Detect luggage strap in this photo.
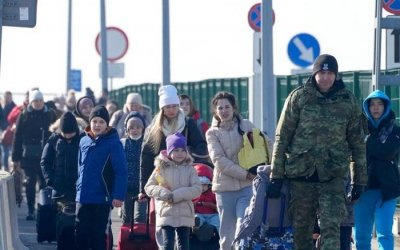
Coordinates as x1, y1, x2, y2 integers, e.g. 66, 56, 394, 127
262, 193, 286, 237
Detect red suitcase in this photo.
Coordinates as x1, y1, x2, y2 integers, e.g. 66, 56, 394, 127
117, 196, 157, 250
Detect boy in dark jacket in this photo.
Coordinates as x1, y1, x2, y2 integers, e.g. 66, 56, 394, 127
41, 111, 82, 250
75, 106, 127, 250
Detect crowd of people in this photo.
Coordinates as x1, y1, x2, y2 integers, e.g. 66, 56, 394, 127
0, 54, 399, 250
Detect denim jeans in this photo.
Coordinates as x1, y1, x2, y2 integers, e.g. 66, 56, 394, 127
160, 226, 190, 250
195, 213, 220, 231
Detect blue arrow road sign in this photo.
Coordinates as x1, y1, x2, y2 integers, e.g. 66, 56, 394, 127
383, 0, 400, 15
287, 33, 320, 68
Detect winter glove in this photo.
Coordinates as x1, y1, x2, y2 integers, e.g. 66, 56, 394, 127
159, 188, 173, 201
348, 184, 364, 201
267, 179, 283, 198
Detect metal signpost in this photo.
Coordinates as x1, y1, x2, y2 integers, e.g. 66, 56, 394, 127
261, 0, 275, 138
287, 33, 320, 68
66, 0, 72, 93
162, 0, 170, 86
373, 0, 400, 90
100, 0, 108, 91
247, 1, 275, 137
248, 4, 262, 129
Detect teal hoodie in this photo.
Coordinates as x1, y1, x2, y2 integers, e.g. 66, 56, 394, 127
363, 90, 391, 128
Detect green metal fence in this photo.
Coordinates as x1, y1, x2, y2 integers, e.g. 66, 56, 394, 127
109, 78, 249, 123
109, 68, 400, 124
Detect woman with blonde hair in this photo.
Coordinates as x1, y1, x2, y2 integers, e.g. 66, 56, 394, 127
139, 85, 209, 248
139, 85, 209, 196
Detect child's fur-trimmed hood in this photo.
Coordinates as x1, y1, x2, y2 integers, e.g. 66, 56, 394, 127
154, 150, 193, 169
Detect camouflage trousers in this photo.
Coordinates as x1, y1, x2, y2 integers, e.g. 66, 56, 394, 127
289, 178, 347, 250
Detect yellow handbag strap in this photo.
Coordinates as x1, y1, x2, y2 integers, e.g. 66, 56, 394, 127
252, 128, 271, 164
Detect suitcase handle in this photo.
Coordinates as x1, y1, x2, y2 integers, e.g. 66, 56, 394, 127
129, 195, 151, 237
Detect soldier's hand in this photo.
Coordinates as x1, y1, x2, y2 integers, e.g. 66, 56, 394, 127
267, 179, 283, 198
348, 184, 364, 201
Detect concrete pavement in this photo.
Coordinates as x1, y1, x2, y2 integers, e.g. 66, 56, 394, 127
14, 195, 400, 249
17, 198, 123, 250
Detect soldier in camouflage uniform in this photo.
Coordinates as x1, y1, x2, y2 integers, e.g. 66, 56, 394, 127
268, 54, 367, 250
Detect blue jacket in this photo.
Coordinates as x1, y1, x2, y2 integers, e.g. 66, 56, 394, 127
363, 90, 400, 201
76, 127, 128, 205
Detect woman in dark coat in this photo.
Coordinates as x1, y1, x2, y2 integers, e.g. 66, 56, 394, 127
41, 111, 82, 249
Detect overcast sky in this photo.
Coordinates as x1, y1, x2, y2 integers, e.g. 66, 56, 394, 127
0, 0, 381, 100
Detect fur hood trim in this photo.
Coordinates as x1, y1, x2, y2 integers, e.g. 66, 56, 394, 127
49, 116, 88, 133
154, 150, 193, 169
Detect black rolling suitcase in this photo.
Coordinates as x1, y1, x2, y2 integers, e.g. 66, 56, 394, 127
57, 202, 77, 250
36, 186, 57, 243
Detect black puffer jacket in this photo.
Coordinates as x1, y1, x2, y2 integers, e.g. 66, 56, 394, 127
11, 105, 57, 164
40, 131, 83, 201
366, 111, 400, 201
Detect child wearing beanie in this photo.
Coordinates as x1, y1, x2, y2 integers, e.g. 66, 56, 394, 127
40, 111, 82, 249
75, 105, 127, 249
144, 132, 202, 250
109, 92, 152, 138
119, 111, 147, 224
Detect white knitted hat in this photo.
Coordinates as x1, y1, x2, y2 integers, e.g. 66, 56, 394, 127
126, 93, 143, 105
158, 85, 180, 109
30, 90, 43, 102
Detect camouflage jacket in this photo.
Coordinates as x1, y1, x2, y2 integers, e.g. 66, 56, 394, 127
271, 77, 367, 185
